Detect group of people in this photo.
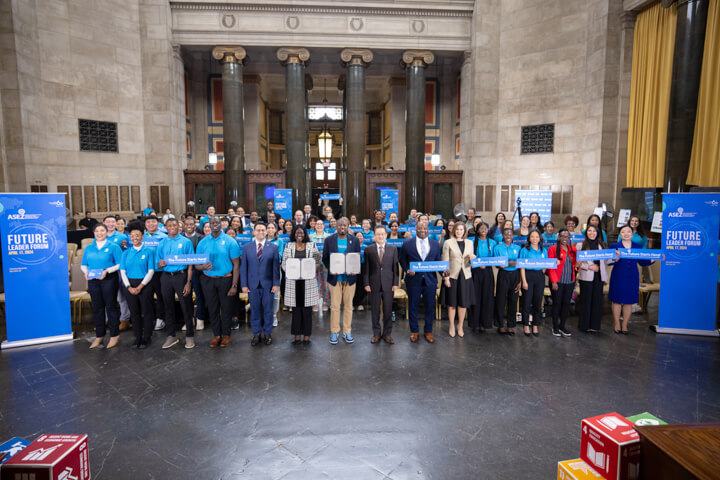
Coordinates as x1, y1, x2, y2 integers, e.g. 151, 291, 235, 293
80, 200, 656, 350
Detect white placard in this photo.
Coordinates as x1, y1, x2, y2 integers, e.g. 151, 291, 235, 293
286, 257, 317, 280
617, 209, 631, 228
593, 206, 604, 218
346, 253, 361, 275
330, 253, 346, 275
329, 252, 361, 275
285, 258, 301, 280
651, 211, 663, 233
301, 258, 316, 279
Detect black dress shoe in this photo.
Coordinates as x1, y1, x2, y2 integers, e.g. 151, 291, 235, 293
614, 330, 622, 334
302, 339, 311, 345
264, 334, 273, 345
292, 339, 302, 345
251, 335, 261, 346
621, 330, 629, 335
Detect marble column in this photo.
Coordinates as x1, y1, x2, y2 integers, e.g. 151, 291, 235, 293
277, 47, 311, 208
341, 49, 373, 218
402, 50, 434, 216
212, 46, 247, 208
664, 0, 709, 192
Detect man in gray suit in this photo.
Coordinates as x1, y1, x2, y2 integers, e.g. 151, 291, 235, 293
363, 225, 399, 344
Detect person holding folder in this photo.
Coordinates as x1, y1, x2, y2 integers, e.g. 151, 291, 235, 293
492, 228, 522, 335
282, 225, 320, 344
120, 222, 155, 349
441, 222, 476, 338
399, 222, 443, 343
241, 223, 281, 347
322, 217, 362, 345
363, 225, 399, 344
576, 225, 608, 333
469, 222, 496, 333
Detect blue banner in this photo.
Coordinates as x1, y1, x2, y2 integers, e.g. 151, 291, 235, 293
397, 225, 413, 233
236, 234, 252, 246
0, 438, 30, 464
512, 238, 527, 246
577, 249, 616, 261
87, 269, 104, 279
380, 189, 399, 214
166, 253, 209, 265
273, 189, 293, 222
659, 193, 720, 335
386, 239, 405, 248
618, 249, 663, 260
427, 226, 443, 234
349, 226, 363, 233
0, 193, 72, 348
571, 234, 585, 243
320, 193, 341, 200
409, 261, 449, 272
278, 234, 290, 242
472, 256, 508, 268
514, 190, 552, 229
517, 258, 558, 269
315, 242, 324, 252
142, 237, 161, 248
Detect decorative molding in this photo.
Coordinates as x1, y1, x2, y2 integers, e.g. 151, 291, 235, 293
462, 50, 472, 66
620, 11, 637, 28
169, 2, 473, 18
340, 48, 373, 65
212, 45, 247, 64
285, 15, 300, 30
411, 19, 426, 33
221, 13, 236, 28
276, 47, 310, 64
349, 17, 364, 31
401, 50, 435, 67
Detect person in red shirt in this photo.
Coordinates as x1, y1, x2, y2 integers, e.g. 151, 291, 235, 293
547, 229, 578, 337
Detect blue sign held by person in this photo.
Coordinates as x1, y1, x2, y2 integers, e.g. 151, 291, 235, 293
166, 253, 210, 265
472, 256, 508, 268
320, 194, 341, 201
380, 189, 399, 214
517, 258, 558, 269
409, 261, 449, 272
577, 249, 616, 261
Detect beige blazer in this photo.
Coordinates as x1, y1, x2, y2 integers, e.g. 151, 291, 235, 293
441, 238, 474, 280
575, 243, 609, 282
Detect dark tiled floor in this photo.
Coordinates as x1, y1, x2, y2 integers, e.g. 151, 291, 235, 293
1, 302, 719, 479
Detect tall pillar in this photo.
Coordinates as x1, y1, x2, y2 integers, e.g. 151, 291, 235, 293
664, 0, 709, 192
277, 47, 310, 208
402, 50, 434, 216
212, 46, 247, 208
341, 49, 373, 218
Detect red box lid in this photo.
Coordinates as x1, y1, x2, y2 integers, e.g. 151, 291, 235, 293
582, 412, 639, 445
3, 434, 87, 467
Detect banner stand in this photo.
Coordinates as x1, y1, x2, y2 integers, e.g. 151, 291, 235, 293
2, 333, 74, 350
651, 326, 719, 337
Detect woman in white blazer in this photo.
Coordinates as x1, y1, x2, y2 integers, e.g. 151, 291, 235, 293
441, 222, 476, 337
576, 225, 609, 332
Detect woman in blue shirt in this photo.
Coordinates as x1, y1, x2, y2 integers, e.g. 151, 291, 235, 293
469, 222, 496, 332
267, 222, 285, 326
120, 223, 155, 349
81, 223, 123, 349
495, 220, 514, 244
629, 215, 648, 249
542, 221, 558, 245
493, 227, 522, 335
429, 218, 447, 246
488, 212, 506, 240
309, 219, 331, 311
519, 230, 547, 336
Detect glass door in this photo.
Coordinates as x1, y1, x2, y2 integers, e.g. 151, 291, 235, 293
193, 183, 216, 215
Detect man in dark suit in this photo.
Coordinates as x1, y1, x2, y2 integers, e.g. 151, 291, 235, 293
291, 210, 306, 228
322, 217, 361, 345
399, 222, 442, 343
363, 225, 399, 344
240, 223, 281, 346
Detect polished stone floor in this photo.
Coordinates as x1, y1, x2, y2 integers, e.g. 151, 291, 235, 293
1, 300, 719, 479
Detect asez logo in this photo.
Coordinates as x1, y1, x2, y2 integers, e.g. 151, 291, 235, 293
8, 209, 41, 220
48, 200, 64, 207
668, 207, 695, 218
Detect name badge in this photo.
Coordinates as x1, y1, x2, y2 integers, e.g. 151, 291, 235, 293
471, 256, 508, 267
577, 249, 616, 261
409, 261, 449, 272
618, 248, 662, 260
427, 226, 443, 234
87, 269, 104, 279
517, 258, 558, 269
166, 254, 209, 265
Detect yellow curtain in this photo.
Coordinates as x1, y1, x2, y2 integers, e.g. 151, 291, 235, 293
687, 0, 720, 186
626, 2, 677, 188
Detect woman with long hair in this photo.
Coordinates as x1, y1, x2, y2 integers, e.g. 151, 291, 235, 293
583, 214, 607, 243
515, 215, 531, 238
519, 230, 547, 336
488, 212, 506, 240
576, 225, 608, 332
309, 217, 331, 311
469, 222, 496, 333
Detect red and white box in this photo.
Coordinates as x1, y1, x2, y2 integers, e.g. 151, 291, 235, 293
580, 413, 640, 480
0, 434, 90, 480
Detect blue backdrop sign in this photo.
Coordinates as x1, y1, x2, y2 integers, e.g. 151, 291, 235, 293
0, 193, 72, 349
514, 190, 552, 229
380, 189, 399, 214
658, 193, 720, 336
273, 189, 293, 222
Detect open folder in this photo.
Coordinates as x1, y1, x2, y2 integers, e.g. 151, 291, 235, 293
285, 258, 316, 280
329, 252, 361, 275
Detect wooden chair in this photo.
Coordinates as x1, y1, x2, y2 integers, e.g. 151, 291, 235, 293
72, 249, 84, 265
394, 269, 409, 320
80, 238, 94, 249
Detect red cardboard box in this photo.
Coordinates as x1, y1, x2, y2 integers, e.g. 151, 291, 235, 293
0, 434, 90, 480
580, 412, 640, 480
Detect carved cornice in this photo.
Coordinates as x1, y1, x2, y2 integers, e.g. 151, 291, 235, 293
277, 47, 310, 64
340, 48, 374, 66
401, 50, 435, 68
169, 2, 473, 18
212, 46, 247, 64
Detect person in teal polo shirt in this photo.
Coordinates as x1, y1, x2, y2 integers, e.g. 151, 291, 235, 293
81, 223, 123, 349
519, 230, 548, 336
267, 222, 285, 327
103, 215, 131, 331
143, 215, 168, 330
156, 218, 196, 349
198, 205, 216, 230
195, 216, 241, 348
493, 228, 521, 335
120, 222, 155, 349
143, 202, 155, 216
469, 222, 497, 332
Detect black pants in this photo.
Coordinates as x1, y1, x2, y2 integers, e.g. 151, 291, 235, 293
370, 287, 393, 336
149, 272, 165, 321
469, 267, 495, 330
161, 271, 194, 337
291, 280, 312, 336
552, 282, 574, 331
191, 273, 207, 320
123, 278, 154, 342
200, 274, 234, 337
495, 269, 520, 328
522, 270, 545, 326
579, 273, 603, 331
88, 272, 120, 337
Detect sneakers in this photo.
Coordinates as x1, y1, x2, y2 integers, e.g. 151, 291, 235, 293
231, 318, 240, 330
357, 305, 364, 311
185, 337, 195, 349
552, 329, 562, 337
272, 315, 278, 327
343, 332, 354, 344
631, 303, 642, 314
196, 319, 205, 330
154, 319, 165, 331
559, 329, 572, 337
330, 332, 339, 344
162, 336, 179, 349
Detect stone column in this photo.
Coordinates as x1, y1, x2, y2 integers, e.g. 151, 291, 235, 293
402, 50, 434, 216
277, 47, 310, 208
664, 0, 709, 192
341, 49, 373, 219
212, 46, 247, 207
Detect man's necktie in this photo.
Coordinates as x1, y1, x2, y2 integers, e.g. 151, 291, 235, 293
379, 245, 384, 263
257, 242, 262, 261
420, 240, 427, 260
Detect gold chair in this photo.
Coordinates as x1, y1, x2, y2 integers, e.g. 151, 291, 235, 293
394, 269, 409, 320
80, 238, 94, 249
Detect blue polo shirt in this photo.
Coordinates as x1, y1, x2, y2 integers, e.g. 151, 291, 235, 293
82, 241, 122, 271
196, 232, 240, 277
337, 237, 348, 282
519, 245, 547, 270
493, 242, 521, 271
475, 238, 497, 258
107, 231, 128, 250
143, 231, 167, 252
120, 245, 155, 279
269, 238, 285, 261
156, 234, 194, 273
